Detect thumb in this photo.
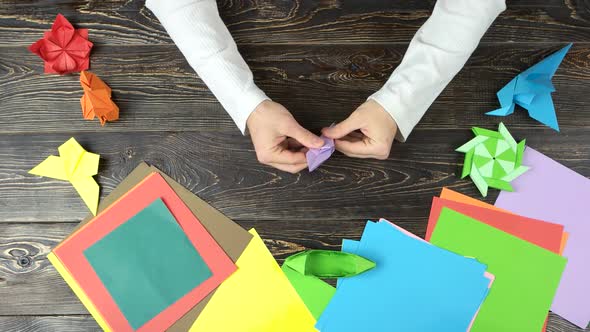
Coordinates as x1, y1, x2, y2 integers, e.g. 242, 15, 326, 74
288, 124, 324, 149
322, 116, 361, 139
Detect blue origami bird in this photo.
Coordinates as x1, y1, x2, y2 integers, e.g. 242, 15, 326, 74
486, 43, 572, 131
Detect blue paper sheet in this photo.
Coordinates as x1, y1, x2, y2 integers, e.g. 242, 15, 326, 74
317, 221, 491, 332
486, 44, 572, 131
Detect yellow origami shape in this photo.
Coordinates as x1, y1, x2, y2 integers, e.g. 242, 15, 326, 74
29, 137, 100, 215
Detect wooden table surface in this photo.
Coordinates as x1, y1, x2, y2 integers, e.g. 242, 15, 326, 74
1, 0, 589, 331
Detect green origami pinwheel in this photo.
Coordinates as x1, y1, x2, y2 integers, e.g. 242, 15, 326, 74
456, 123, 529, 197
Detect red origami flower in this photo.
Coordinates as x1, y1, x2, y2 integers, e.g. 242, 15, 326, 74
29, 14, 93, 74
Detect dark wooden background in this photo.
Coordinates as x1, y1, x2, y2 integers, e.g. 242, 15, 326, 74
0, 0, 589, 331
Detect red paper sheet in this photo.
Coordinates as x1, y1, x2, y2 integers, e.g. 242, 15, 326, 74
426, 197, 564, 254
439, 188, 569, 254
53, 173, 236, 332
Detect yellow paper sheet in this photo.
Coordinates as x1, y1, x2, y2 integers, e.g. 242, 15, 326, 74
190, 229, 317, 332
29, 137, 100, 215
47, 252, 111, 331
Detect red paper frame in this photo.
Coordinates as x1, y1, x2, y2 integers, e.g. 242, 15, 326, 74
53, 173, 236, 331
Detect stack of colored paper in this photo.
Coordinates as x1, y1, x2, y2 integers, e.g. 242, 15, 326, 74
49, 163, 316, 331
316, 220, 494, 331
494, 147, 590, 329
425, 187, 568, 331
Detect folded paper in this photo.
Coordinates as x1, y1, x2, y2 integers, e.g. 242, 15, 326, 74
486, 44, 572, 131
495, 147, 590, 328
456, 123, 528, 197
190, 229, 317, 332
52, 173, 236, 332
29, 137, 99, 215
430, 208, 567, 332
28, 14, 93, 74
284, 250, 375, 278
307, 135, 335, 172
80, 71, 119, 126
50, 162, 252, 332
317, 220, 492, 332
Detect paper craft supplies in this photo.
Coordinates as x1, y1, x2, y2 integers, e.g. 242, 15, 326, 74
51, 162, 252, 332
281, 263, 336, 320
426, 197, 565, 254
456, 123, 528, 197
51, 173, 235, 331
495, 147, 590, 328
190, 229, 317, 332
487, 44, 572, 131
307, 135, 335, 172
430, 208, 567, 332
29, 14, 93, 74
284, 250, 375, 278
80, 71, 119, 126
29, 137, 100, 215
317, 220, 492, 332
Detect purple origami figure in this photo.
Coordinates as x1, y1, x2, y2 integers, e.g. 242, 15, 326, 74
306, 135, 335, 172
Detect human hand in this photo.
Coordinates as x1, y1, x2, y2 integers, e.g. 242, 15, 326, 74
247, 100, 324, 173
322, 99, 397, 160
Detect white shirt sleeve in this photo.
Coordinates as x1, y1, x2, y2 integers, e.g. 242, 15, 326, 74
146, 0, 269, 134
369, 0, 506, 141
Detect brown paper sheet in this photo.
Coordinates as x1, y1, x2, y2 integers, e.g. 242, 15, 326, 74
65, 162, 252, 331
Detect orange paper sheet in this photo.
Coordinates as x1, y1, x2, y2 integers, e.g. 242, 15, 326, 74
440, 188, 568, 254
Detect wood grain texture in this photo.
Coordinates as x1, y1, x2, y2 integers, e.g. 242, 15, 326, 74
1, 44, 589, 133
0, 314, 585, 332
0, 0, 589, 46
0, 316, 100, 332
1, 129, 589, 222
0, 222, 588, 331
1, 0, 589, 331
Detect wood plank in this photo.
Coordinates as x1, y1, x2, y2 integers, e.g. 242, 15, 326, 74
1, 129, 588, 222
0, 314, 586, 332
0, 316, 99, 332
1, 44, 589, 133
0, 0, 589, 46
0, 223, 588, 332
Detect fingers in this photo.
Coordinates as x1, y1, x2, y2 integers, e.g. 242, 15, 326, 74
334, 138, 390, 160
285, 138, 305, 150
287, 124, 324, 149
267, 162, 308, 174
322, 115, 362, 139
257, 148, 307, 165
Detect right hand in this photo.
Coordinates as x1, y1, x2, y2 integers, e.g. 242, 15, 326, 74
246, 100, 324, 173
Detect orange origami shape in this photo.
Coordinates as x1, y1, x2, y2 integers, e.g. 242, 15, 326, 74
29, 14, 93, 75
80, 71, 119, 126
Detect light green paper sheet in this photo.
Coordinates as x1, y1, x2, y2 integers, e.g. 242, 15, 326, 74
281, 264, 336, 319
430, 208, 567, 332
280, 250, 374, 319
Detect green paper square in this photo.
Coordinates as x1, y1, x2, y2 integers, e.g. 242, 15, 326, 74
84, 198, 212, 329
430, 208, 567, 332
281, 264, 336, 319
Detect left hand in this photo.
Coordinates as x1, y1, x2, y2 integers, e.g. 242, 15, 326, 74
322, 99, 397, 160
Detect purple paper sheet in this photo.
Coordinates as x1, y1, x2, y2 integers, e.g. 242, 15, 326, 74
306, 136, 335, 172
495, 147, 590, 328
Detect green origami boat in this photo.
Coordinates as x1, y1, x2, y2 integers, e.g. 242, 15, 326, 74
284, 249, 376, 278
